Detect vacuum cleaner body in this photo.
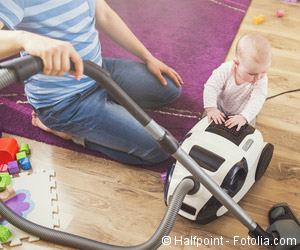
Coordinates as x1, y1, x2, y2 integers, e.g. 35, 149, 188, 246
164, 116, 274, 224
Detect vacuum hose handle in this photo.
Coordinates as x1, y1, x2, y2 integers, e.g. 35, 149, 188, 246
0, 55, 43, 82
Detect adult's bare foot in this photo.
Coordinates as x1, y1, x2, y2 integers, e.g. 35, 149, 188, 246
31, 111, 72, 140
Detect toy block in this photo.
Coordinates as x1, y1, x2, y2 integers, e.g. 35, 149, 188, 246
0, 225, 12, 242
0, 172, 11, 192
0, 164, 8, 173
252, 14, 265, 24
19, 157, 32, 170
16, 151, 26, 161
19, 143, 30, 155
7, 161, 20, 175
0, 138, 18, 165
277, 10, 284, 17
0, 185, 16, 202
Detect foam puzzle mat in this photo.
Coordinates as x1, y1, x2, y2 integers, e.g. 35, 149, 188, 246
0, 170, 59, 248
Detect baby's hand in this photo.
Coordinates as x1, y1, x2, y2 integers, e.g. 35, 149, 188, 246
206, 108, 226, 124
225, 115, 247, 131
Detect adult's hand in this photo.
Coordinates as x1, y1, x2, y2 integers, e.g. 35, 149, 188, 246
22, 31, 83, 80
146, 56, 183, 87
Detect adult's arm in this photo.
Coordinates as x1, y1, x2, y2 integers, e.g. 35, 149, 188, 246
0, 21, 23, 59
94, 0, 183, 86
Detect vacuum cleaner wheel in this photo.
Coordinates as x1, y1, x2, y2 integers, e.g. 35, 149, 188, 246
255, 143, 274, 181
268, 203, 300, 227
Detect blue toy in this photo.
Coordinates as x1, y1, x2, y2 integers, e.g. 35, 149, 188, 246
19, 157, 32, 170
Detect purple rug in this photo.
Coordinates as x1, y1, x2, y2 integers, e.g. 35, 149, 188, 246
0, 0, 251, 173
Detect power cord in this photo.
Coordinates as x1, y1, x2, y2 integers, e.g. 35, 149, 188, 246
266, 88, 300, 100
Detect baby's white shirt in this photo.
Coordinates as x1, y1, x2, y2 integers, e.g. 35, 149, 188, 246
203, 61, 268, 122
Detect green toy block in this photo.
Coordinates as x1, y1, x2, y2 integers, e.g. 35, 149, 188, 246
16, 151, 27, 161
0, 225, 12, 242
19, 143, 30, 155
0, 173, 11, 192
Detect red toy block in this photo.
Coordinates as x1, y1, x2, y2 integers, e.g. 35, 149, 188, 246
0, 138, 19, 165
277, 10, 284, 17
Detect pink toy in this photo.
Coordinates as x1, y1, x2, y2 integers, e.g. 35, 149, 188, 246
0, 164, 8, 172
0, 138, 18, 165
277, 10, 284, 17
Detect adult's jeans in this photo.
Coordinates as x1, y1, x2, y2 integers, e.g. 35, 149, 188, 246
35, 58, 181, 165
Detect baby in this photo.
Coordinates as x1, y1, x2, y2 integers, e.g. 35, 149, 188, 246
203, 33, 272, 131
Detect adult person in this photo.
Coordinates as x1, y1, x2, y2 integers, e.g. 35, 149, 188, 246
0, 0, 183, 165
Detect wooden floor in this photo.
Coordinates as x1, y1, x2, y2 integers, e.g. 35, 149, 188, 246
3, 0, 300, 249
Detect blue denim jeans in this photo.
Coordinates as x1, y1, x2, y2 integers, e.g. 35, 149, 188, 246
35, 58, 181, 165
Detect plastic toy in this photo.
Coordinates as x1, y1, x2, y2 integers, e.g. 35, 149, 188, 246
0, 185, 16, 202
0, 173, 11, 192
16, 151, 26, 161
277, 10, 284, 17
0, 164, 8, 173
19, 157, 32, 170
7, 161, 20, 175
0, 225, 12, 242
1, 170, 58, 247
252, 14, 265, 24
19, 143, 30, 155
0, 138, 18, 165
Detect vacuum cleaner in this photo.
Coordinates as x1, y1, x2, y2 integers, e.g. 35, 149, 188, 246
164, 116, 274, 224
0, 55, 300, 250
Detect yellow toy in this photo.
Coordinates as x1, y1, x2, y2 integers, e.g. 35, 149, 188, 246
253, 14, 265, 24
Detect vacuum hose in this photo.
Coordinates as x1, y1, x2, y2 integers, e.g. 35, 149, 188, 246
0, 68, 17, 90
0, 56, 195, 249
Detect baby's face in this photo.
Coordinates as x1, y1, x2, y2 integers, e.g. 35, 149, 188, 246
236, 57, 271, 84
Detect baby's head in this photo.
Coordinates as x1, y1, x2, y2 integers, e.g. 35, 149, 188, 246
234, 33, 272, 84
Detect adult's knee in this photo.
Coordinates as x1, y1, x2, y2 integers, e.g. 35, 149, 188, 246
163, 75, 181, 104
